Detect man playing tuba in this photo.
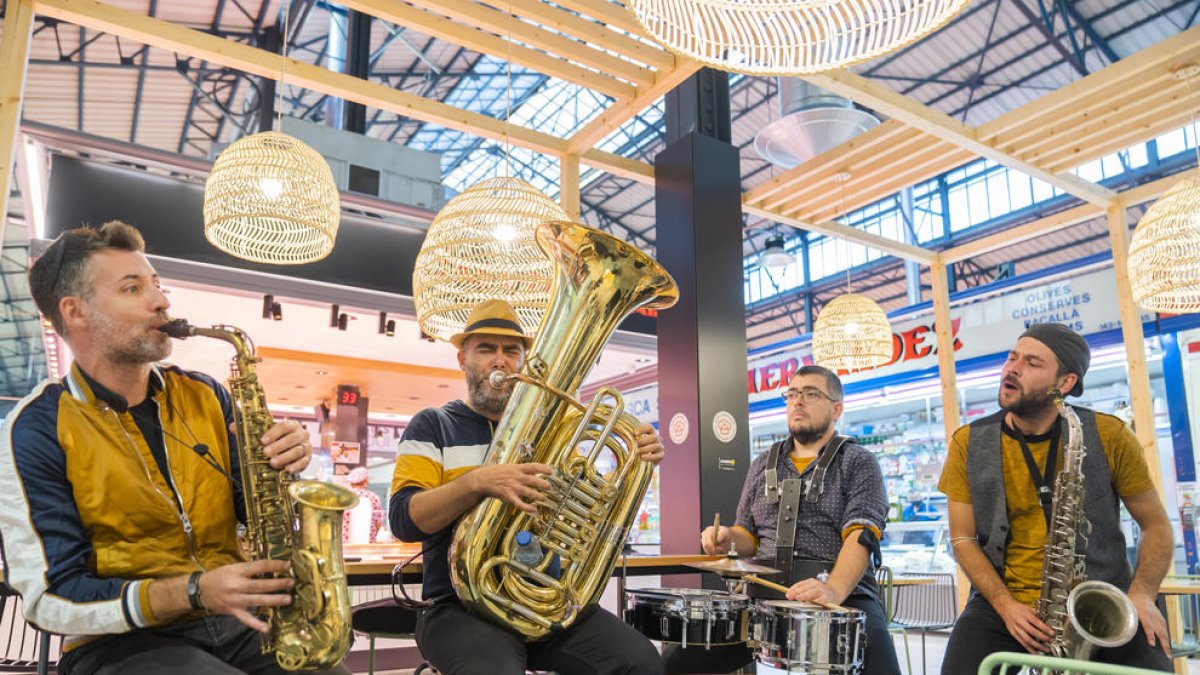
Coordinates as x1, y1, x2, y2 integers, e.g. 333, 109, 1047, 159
390, 299, 666, 675
938, 323, 1172, 673
0, 222, 350, 675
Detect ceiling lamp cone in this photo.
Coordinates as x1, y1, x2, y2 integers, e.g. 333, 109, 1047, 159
626, 0, 970, 75
203, 130, 340, 264
1128, 174, 1200, 313
413, 176, 567, 342
812, 293, 894, 371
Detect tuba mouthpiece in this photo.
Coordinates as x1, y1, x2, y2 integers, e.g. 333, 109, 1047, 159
158, 318, 194, 339
488, 371, 509, 389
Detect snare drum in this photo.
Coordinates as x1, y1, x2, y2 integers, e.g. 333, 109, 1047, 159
623, 588, 750, 649
751, 600, 865, 674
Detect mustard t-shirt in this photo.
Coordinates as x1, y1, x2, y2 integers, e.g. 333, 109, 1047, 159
937, 411, 1154, 607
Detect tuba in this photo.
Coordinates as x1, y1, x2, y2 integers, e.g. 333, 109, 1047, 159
1037, 390, 1138, 661
160, 319, 358, 670
449, 220, 678, 639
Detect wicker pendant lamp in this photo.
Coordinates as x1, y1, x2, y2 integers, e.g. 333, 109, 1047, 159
203, 130, 340, 264
413, 176, 567, 342
812, 292, 894, 371
1128, 65, 1200, 314
626, 0, 969, 75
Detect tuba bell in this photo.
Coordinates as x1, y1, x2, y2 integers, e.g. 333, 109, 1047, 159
449, 219, 678, 639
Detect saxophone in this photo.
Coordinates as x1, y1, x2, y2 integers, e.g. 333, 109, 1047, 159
449, 220, 678, 639
1037, 389, 1138, 660
160, 319, 359, 670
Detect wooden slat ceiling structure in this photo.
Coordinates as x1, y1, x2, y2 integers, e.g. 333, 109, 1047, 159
1, 0, 1197, 266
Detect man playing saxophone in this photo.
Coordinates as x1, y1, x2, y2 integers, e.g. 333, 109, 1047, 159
389, 299, 666, 675
0, 222, 350, 675
938, 323, 1172, 673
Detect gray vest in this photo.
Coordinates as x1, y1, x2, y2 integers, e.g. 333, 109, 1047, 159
965, 408, 1132, 591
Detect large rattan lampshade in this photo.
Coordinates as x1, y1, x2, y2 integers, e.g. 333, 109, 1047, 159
1128, 174, 1200, 313
812, 293, 894, 371
203, 130, 340, 265
413, 176, 568, 343
626, 0, 969, 75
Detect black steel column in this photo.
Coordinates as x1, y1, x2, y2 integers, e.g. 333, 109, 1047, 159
342, 9, 371, 134
656, 68, 749, 561
256, 26, 282, 133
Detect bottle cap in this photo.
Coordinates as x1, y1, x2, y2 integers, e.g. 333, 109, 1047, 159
516, 530, 532, 546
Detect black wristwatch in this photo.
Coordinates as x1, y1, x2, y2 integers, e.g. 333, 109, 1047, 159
186, 571, 204, 611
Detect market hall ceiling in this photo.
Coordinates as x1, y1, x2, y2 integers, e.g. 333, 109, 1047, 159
0, 0, 1198, 394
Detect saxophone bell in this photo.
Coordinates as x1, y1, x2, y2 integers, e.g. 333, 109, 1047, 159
1063, 580, 1139, 658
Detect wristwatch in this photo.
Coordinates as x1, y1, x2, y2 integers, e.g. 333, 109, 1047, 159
186, 571, 204, 611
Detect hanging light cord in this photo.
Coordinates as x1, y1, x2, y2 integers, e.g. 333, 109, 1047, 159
1185, 69, 1200, 169
275, 1, 292, 131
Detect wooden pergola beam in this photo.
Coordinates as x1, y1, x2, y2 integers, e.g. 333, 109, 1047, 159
941, 169, 1196, 263
503, 0, 675, 71
0, 0, 35, 249
743, 204, 936, 263
567, 58, 701, 153
551, 0, 651, 38
803, 69, 1117, 208
394, 0, 653, 92
341, 0, 638, 100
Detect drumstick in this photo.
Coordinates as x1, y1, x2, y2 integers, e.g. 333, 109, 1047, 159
742, 574, 851, 613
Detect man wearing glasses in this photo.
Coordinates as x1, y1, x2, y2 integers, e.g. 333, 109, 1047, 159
663, 365, 899, 674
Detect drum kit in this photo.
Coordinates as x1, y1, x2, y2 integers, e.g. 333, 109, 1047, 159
621, 555, 867, 674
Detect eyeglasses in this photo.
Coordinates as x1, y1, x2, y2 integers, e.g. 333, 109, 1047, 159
780, 387, 838, 404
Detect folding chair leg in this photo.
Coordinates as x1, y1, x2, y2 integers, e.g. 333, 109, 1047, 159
37, 631, 50, 675
920, 629, 928, 675
902, 629, 913, 675
368, 635, 376, 675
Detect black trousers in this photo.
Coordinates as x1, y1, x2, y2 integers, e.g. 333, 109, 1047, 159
941, 594, 1173, 674
661, 594, 901, 675
58, 615, 351, 675
416, 600, 663, 675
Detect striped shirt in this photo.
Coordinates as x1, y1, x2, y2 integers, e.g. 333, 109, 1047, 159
389, 400, 491, 600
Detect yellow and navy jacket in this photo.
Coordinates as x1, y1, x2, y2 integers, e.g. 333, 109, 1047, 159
389, 400, 490, 600
0, 362, 244, 647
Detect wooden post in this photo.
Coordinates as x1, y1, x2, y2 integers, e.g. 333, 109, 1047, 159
0, 0, 35, 248
1106, 205, 1165, 494
931, 258, 970, 609
560, 152, 580, 221
930, 259, 960, 434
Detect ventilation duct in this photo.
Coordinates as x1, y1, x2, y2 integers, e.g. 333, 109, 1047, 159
754, 79, 880, 169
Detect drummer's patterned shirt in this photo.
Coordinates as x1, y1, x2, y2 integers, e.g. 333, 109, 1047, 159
734, 438, 888, 599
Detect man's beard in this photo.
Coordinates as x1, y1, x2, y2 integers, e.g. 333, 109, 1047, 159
789, 416, 832, 445
999, 384, 1056, 419
89, 308, 171, 365
466, 366, 512, 418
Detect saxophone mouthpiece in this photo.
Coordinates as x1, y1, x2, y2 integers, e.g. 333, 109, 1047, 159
158, 318, 194, 339
488, 371, 509, 389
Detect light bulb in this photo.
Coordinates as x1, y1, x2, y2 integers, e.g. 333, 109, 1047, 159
494, 224, 519, 242
844, 321, 860, 335
259, 177, 285, 199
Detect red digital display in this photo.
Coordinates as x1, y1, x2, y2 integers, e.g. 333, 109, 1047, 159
340, 389, 359, 405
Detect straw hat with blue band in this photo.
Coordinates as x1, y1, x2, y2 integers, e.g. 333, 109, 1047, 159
449, 299, 533, 350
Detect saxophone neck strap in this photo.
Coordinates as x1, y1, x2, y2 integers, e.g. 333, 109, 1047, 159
1007, 416, 1063, 529
765, 434, 850, 506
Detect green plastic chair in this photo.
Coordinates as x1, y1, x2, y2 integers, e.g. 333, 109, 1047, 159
978, 651, 1169, 675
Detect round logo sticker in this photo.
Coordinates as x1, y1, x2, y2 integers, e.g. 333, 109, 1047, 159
712, 411, 737, 443
668, 413, 690, 446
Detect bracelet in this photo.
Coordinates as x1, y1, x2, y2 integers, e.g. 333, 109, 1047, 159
949, 536, 977, 548
186, 571, 204, 611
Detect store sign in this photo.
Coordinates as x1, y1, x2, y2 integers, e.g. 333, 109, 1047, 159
748, 267, 1152, 403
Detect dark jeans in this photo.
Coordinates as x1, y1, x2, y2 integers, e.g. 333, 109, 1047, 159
58, 615, 352, 675
416, 600, 662, 675
942, 593, 1173, 674
662, 594, 901, 675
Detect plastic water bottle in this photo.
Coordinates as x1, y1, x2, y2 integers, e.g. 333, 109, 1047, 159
514, 530, 562, 578
514, 530, 543, 567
